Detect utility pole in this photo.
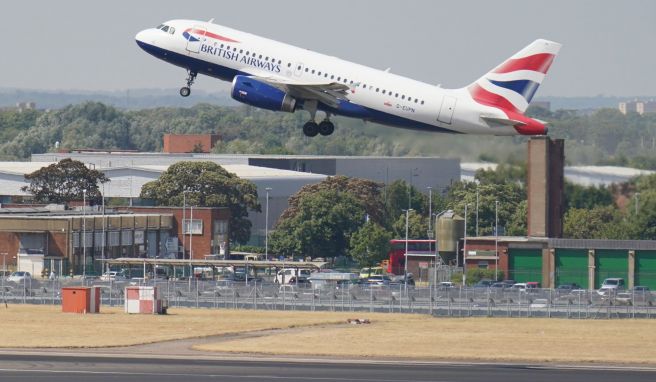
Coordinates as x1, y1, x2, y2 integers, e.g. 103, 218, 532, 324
403, 208, 413, 295
495, 200, 499, 281
463, 203, 469, 287
265, 187, 272, 261
82, 189, 87, 279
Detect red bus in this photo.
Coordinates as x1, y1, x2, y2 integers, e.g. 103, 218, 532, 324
387, 239, 436, 275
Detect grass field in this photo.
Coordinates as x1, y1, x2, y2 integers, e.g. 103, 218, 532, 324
0, 305, 352, 348
2, 305, 655, 364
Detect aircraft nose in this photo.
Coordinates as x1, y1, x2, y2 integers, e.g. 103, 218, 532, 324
135, 29, 157, 47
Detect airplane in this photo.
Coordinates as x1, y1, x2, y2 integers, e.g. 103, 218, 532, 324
135, 20, 561, 137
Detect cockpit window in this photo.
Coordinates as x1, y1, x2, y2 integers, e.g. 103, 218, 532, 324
169, 27, 175, 34
161, 25, 169, 32
156, 24, 165, 30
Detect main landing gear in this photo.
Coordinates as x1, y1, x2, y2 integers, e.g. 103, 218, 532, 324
302, 100, 335, 137
303, 119, 334, 137
180, 70, 197, 97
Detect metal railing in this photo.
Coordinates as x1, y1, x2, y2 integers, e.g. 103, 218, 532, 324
2, 278, 655, 319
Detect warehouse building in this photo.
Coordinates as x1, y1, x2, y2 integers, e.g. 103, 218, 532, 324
461, 236, 656, 290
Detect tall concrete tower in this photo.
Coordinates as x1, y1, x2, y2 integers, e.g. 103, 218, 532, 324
527, 137, 564, 237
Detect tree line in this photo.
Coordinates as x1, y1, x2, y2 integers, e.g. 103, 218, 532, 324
2, 102, 656, 167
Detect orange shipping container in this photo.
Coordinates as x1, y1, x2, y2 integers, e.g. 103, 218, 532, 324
62, 287, 100, 314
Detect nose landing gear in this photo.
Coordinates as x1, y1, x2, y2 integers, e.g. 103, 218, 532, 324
180, 70, 197, 97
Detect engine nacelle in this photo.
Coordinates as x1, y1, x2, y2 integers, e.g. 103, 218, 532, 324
231, 75, 296, 112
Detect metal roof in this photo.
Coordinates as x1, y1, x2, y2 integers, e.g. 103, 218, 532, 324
105, 258, 327, 269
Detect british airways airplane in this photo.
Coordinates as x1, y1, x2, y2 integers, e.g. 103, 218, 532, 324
135, 20, 561, 137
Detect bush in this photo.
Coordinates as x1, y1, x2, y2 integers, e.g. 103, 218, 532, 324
450, 268, 504, 286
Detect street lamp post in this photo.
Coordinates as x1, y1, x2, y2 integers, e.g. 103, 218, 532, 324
427, 186, 433, 234
403, 208, 413, 295
101, 182, 106, 275
495, 200, 499, 281
182, 190, 188, 277
463, 204, 467, 286
1, 252, 7, 300
82, 189, 87, 279
475, 183, 479, 237
265, 187, 272, 261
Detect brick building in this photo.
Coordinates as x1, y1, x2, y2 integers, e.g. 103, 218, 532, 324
0, 205, 230, 276
162, 134, 220, 153
121, 206, 230, 261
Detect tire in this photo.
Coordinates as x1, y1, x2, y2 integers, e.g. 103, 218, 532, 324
303, 121, 319, 137
180, 87, 191, 97
318, 121, 335, 136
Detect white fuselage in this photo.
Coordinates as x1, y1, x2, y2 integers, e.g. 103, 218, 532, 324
136, 20, 521, 135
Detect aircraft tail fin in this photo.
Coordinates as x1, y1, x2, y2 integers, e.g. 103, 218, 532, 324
467, 39, 562, 114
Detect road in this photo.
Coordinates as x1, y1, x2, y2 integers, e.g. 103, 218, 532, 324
0, 354, 654, 382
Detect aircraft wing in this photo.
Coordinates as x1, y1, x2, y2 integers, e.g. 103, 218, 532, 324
241, 71, 351, 108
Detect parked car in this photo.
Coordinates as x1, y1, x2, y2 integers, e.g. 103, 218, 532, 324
366, 275, 392, 286
473, 279, 495, 288
438, 281, 456, 290
275, 268, 311, 284
556, 283, 581, 291
359, 266, 385, 279
632, 286, 650, 293
100, 271, 126, 281
501, 279, 516, 287
7, 271, 31, 283
597, 278, 626, 296
490, 282, 509, 289
526, 281, 540, 289
511, 283, 527, 292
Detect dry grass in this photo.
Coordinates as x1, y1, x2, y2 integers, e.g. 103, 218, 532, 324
195, 315, 656, 364
3, 305, 656, 364
0, 305, 353, 348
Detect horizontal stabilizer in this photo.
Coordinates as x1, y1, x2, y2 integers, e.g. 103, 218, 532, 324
481, 115, 526, 127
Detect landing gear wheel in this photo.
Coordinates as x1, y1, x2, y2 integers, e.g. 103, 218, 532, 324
303, 121, 319, 137
318, 120, 335, 136
179, 70, 197, 97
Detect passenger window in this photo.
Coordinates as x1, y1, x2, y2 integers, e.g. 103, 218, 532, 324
382, 90, 386, 94
278, 60, 282, 64
421, 100, 425, 105
395, 93, 399, 97
298, 65, 302, 70
259, 55, 263, 59
402, 95, 405, 100
414, 99, 418, 103
305, 68, 309, 72
324, 73, 328, 78
311, 69, 315, 74
233, 47, 237, 52
376, 88, 379, 92
337, 77, 341, 81
221, 44, 224, 48
287, 63, 292, 67
239, 49, 243, 53
318, 71, 322, 76
331, 75, 335, 79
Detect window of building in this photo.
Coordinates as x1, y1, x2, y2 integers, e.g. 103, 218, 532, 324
121, 230, 133, 246
183, 219, 203, 235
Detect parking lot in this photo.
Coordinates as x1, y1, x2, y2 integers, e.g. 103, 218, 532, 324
2, 276, 655, 319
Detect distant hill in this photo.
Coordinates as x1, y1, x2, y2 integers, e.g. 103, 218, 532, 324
0, 88, 237, 110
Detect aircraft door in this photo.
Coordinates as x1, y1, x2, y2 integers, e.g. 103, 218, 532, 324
437, 96, 457, 124
293, 62, 304, 77
185, 26, 206, 54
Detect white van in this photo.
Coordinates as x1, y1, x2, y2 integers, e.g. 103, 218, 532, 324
275, 268, 311, 284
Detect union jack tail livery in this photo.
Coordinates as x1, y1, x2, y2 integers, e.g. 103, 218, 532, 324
468, 39, 562, 114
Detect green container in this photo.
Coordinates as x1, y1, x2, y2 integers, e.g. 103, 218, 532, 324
555, 249, 588, 289
635, 251, 656, 289
594, 249, 628, 289
508, 248, 542, 283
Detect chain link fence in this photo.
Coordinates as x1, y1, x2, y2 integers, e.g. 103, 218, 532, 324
2, 277, 655, 319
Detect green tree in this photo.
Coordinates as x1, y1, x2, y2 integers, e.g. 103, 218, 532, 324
21, 158, 108, 203
280, 176, 386, 225
392, 210, 428, 239
446, 181, 525, 236
140, 161, 260, 244
349, 222, 393, 267
563, 206, 624, 239
385, 180, 426, 221
271, 189, 366, 259
564, 182, 614, 211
